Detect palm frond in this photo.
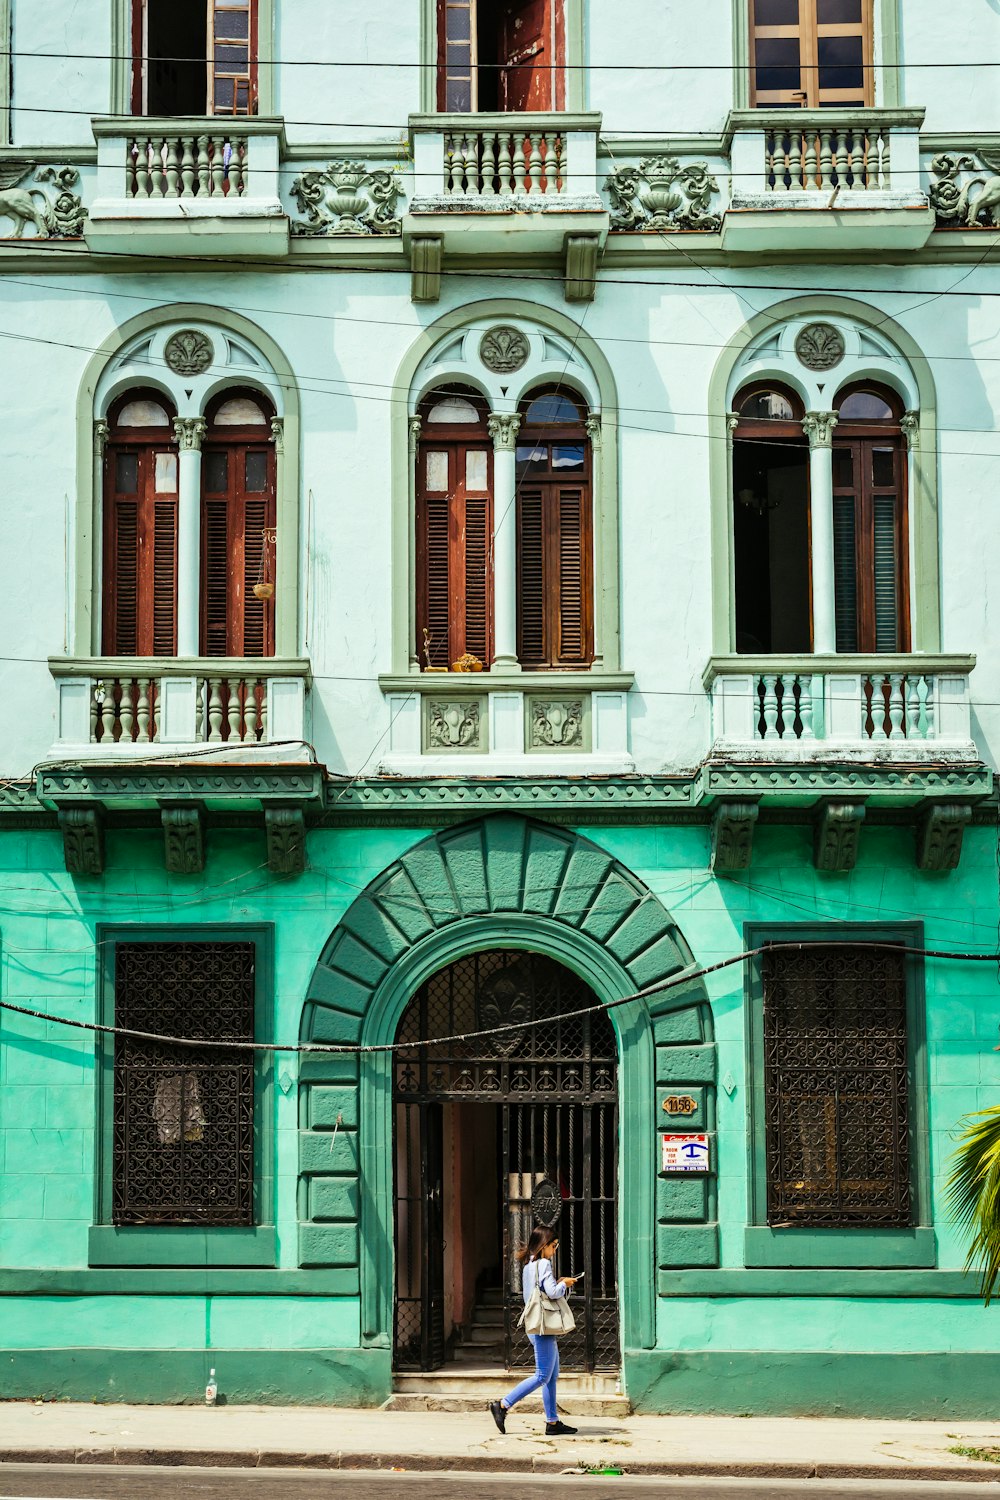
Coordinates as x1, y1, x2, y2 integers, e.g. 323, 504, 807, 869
947, 1106, 1000, 1306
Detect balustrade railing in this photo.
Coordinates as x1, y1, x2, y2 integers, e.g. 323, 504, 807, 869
93, 674, 266, 745
127, 132, 248, 200
443, 127, 564, 196
707, 657, 976, 755
765, 121, 890, 192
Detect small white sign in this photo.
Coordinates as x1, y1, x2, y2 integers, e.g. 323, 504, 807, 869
662, 1132, 710, 1173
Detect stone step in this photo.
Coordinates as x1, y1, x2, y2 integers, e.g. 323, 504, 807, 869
471, 1307, 504, 1327
461, 1323, 505, 1344
385, 1391, 631, 1416
393, 1369, 621, 1398
452, 1344, 504, 1364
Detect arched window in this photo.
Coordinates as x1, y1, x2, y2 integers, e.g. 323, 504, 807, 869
416, 386, 493, 670
832, 382, 908, 652
516, 386, 593, 669
731, 383, 811, 654
103, 389, 179, 656
201, 389, 276, 658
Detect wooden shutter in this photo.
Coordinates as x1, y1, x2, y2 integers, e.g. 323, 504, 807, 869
464, 490, 490, 665
417, 439, 493, 669
517, 479, 592, 669
832, 493, 858, 653
832, 432, 907, 653
201, 440, 275, 658
500, 0, 558, 111
517, 487, 546, 667
104, 443, 178, 657
203, 497, 230, 656
556, 484, 587, 664
242, 497, 268, 656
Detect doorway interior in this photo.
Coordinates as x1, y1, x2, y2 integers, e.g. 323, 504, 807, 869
393, 950, 619, 1373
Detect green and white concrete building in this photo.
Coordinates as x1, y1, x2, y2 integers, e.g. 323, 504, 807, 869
0, 0, 999, 1415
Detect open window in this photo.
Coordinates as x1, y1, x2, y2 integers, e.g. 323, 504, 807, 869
102, 390, 179, 657
832, 384, 908, 653
132, 0, 258, 116
516, 388, 593, 669
749, 0, 873, 108
201, 390, 276, 658
437, 0, 565, 111
732, 384, 812, 654
416, 387, 494, 670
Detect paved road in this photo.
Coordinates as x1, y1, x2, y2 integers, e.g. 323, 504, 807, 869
0, 1467, 998, 1499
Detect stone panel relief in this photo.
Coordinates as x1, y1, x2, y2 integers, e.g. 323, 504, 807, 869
0, 163, 85, 238
164, 330, 215, 376
528, 698, 585, 750
427, 700, 485, 750
929, 151, 1000, 228
606, 157, 722, 232
479, 326, 530, 373
290, 162, 403, 236
794, 322, 845, 371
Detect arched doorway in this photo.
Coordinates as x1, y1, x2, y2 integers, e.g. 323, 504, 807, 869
393, 948, 618, 1374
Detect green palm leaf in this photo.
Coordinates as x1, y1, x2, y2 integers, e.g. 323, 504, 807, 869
947, 1106, 1000, 1306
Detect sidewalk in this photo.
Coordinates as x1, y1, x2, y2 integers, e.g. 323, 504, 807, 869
3, 1402, 1000, 1481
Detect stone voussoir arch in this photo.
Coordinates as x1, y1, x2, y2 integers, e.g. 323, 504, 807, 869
298, 814, 716, 1371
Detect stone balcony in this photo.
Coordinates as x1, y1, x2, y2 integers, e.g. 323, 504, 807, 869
87, 116, 289, 256
404, 112, 608, 300
721, 109, 934, 252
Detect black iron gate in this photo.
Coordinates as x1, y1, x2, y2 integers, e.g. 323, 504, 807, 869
393, 950, 619, 1373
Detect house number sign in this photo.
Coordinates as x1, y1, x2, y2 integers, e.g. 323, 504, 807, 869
662, 1133, 710, 1172
661, 1094, 697, 1116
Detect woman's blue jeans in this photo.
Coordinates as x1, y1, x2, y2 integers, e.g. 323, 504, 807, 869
503, 1333, 559, 1422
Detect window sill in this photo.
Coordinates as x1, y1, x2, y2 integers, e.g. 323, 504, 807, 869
379, 669, 634, 695
744, 1225, 936, 1269
88, 1224, 277, 1268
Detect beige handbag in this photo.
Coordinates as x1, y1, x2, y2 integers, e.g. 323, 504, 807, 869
518, 1259, 576, 1337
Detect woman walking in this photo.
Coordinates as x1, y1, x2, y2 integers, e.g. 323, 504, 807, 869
489, 1226, 578, 1436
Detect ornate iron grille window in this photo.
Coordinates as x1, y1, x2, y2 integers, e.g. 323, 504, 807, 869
762, 943, 911, 1228
112, 940, 256, 1225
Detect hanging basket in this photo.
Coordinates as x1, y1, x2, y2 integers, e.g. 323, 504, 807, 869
253, 581, 275, 601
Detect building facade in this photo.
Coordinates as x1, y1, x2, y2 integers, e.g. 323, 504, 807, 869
0, 0, 999, 1414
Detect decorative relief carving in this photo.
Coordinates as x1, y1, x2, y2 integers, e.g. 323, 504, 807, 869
801, 410, 839, 449
290, 161, 402, 236
606, 157, 722, 232
487, 412, 522, 451
476, 959, 532, 1056
269, 416, 284, 453
479, 325, 529, 373
161, 805, 205, 874
265, 806, 306, 875
795, 322, 845, 371
58, 807, 104, 875
173, 416, 207, 451
710, 801, 758, 873
900, 411, 920, 449
814, 801, 866, 872
94, 420, 109, 458
428, 700, 483, 750
929, 151, 1000, 228
917, 803, 972, 872
164, 329, 214, 376
0, 162, 85, 238
529, 699, 584, 749
584, 415, 602, 448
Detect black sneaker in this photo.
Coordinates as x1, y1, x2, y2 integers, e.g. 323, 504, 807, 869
489, 1400, 507, 1434
545, 1420, 577, 1435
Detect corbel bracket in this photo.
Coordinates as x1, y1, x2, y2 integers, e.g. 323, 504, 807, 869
58, 806, 105, 875
410, 235, 442, 303
161, 803, 205, 874
917, 802, 973, 872
564, 233, 601, 303
710, 800, 759, 872
814, 800, 866, 872
266, 805, 306, 875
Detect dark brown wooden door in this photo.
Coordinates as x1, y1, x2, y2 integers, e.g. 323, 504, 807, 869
499, 0, 558, 111
517, 480, 592, 668
417, 437, 494, 669
832, 434, 908, 653
200, 440, 276, 657
103, 439, 179, 656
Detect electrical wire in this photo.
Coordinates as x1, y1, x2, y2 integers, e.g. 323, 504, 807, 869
1, 938, 997, 1057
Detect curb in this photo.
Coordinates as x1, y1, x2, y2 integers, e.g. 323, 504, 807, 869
2, 1449, 999, 1482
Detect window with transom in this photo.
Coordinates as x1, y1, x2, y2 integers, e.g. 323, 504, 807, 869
437, 0, 565, 111
749, 0, 873, 108
102, 391, 179, 657
416, 387, 494, 670
516, 389, 593, 669
832, 383, 908, 653
201, 390, 276, 658
132, 0, 258, 116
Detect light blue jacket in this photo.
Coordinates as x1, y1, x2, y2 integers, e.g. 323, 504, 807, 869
522, 1255, 568, 1305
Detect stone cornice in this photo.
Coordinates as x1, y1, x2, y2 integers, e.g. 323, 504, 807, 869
35, 762, 325, 809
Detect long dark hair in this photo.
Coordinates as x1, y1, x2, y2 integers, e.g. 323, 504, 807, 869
516, 1225, 558, 1265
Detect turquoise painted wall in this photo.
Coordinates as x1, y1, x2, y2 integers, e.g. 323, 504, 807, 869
2, 815, 998, 1409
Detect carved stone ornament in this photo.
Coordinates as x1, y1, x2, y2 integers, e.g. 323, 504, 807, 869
173, 416, 207, 451
929, 151, 1000, 228
428, 700, 483, 750
290, 161, 402, 237
487, 412, 522, 451
164, 329, 214, 376
795, 322, 845, 371
801, 410, 839, 449
476, 959, 533, 1057
161, 805, 205, 874
606, 156, 722, 233
917, 803, 972, 872
900, 411, 920, 449
531, 1177, 563, 1229
584, 415, 602, 448
814, 801, 866, 872
710, 801, 759, 873
0, 162, 85, 239
58, 806, 104, 875
529, 699, 584, 750
479, 325, 530, 374
266, 806, 306, 875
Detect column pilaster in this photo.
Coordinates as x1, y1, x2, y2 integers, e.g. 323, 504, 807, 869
173, 416, 206, 658
487, 411, 522, 672
802, 410, 839, 655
